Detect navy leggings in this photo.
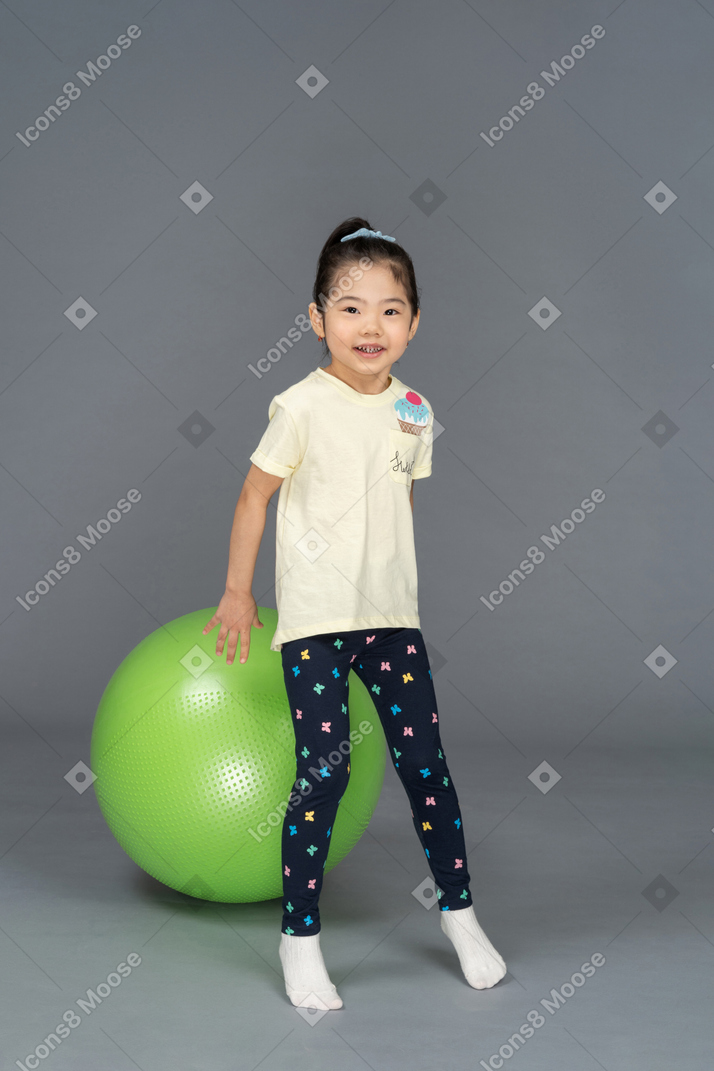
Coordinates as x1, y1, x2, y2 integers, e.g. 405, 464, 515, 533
279, 627, 473, 934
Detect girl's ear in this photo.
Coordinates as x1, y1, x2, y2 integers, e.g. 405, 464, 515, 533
308, 301, 326, 339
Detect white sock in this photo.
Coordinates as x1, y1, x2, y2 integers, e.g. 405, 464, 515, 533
279, 932, 343, 1010
440, 905, 507, 990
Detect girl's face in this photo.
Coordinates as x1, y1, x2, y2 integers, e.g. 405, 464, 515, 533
310, 262, 420, 380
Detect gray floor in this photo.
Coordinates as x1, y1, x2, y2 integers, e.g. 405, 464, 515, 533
2, 729, 711, 1071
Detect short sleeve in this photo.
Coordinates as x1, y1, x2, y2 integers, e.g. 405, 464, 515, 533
249, 395, 303, 478
412, 405, 434, 479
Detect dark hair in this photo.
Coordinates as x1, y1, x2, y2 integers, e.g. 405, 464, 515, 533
311, 216, 421, 362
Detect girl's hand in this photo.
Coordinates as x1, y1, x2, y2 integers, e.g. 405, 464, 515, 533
202, 591, 264, 665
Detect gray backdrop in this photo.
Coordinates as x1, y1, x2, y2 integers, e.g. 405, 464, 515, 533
2, 2, 713, 1070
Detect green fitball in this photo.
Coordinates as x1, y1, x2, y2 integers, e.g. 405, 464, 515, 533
91, 607, 385, 903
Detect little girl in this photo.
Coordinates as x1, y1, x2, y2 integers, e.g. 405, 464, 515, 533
204, 217, 506, 1009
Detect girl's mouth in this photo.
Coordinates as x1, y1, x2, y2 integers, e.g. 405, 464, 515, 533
354, 345, 384, 358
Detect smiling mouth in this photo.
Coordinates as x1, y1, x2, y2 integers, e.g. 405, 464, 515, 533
354, 345, 384, 357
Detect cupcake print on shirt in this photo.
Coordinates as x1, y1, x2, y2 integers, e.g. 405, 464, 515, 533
394, 392, 429, 436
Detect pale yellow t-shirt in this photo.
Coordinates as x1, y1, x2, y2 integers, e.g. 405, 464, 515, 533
249, 366, 434, 651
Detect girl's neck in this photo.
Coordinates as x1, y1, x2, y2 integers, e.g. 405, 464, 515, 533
322, 361, 392, 396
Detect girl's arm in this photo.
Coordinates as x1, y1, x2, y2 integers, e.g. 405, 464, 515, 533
203, 464, 284, 665
227, 464, 284, 590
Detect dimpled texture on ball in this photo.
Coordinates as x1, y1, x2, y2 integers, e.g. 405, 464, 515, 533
91, 607, 385, 903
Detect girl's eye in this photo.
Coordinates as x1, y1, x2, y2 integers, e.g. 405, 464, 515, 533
343, 307, 398, 315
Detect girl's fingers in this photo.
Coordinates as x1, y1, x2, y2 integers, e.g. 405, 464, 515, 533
238, 632, 249, 663
215, 623, 230, 655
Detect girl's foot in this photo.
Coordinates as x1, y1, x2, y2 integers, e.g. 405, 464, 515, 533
279, 931, 343, 1009
440, 905, 507, 989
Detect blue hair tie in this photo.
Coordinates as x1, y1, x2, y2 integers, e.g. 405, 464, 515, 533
340, 227, 396, 243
